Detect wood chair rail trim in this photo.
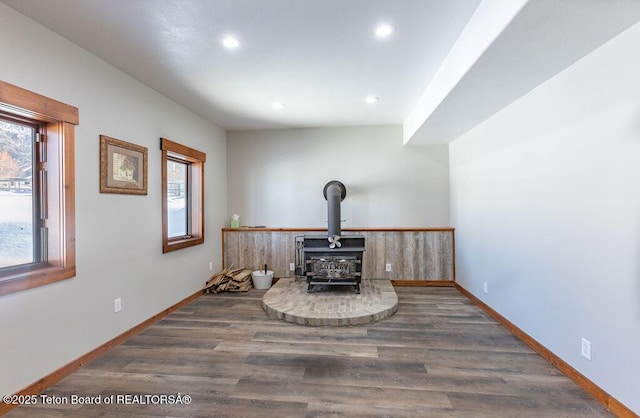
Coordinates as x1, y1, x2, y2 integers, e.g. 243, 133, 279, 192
222, 227, 455, 232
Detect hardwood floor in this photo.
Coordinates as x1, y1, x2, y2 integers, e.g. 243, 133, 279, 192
7, 288, 611, 417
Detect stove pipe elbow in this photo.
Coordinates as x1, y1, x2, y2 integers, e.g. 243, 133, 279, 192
323, 180, 346, 237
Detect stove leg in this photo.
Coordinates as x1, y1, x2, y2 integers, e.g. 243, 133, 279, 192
354, 283, 360, 294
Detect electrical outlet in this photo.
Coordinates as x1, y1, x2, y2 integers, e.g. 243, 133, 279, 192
483, 281, 488, 294
209, 261, 214, 271
581, 338, 591, 360
289, 263, 295, 271
385, 263, 391, 272
114, 297, 122, 313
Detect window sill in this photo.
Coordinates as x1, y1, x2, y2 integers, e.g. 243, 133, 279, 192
0, 266, 76, 296
162, 236, 204, 253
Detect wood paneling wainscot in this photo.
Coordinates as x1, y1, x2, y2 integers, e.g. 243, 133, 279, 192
222, 227, 455, 282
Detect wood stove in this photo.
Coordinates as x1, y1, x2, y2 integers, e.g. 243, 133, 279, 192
295, 181, 365, 293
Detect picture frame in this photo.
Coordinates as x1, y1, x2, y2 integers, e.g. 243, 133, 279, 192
99, 135, 148, 195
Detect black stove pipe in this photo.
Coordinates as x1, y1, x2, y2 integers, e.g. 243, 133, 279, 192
323, 180, 346, 237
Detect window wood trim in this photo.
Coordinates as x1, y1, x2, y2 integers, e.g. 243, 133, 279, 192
161, 137, 205, 253
0, 81, 77, 296
0, 81, 79, 125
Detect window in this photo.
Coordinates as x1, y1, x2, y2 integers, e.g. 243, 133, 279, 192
167, 159, 188, 238
0, 115, 43, 272
161, 138, 206, 253
0, 81, 78, 296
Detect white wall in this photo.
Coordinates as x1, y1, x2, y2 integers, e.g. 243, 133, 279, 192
227, 126, 449, 228
0, 4, 227, 397
450, 21, 640, 414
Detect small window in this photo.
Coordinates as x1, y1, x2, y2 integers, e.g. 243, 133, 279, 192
0, 115, 42, 273
166, 158, 188, 238
161, 138, 206, 253
0, 80, 78, 296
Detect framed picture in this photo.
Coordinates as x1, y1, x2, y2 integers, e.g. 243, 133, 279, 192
100, 135, 148, 195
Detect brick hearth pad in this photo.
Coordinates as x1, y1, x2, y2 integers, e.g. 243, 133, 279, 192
262, 278, 398, 326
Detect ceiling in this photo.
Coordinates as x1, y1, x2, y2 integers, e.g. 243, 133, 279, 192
3, 0, 640, 144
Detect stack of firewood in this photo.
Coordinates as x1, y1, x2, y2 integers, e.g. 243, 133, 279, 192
204, 267, 253, 293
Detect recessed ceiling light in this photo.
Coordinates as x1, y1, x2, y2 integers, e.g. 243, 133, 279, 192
272, 102, 285, 110
364, 96, 379, 104
375, 24, 395, 38
222, 36, 241, 49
